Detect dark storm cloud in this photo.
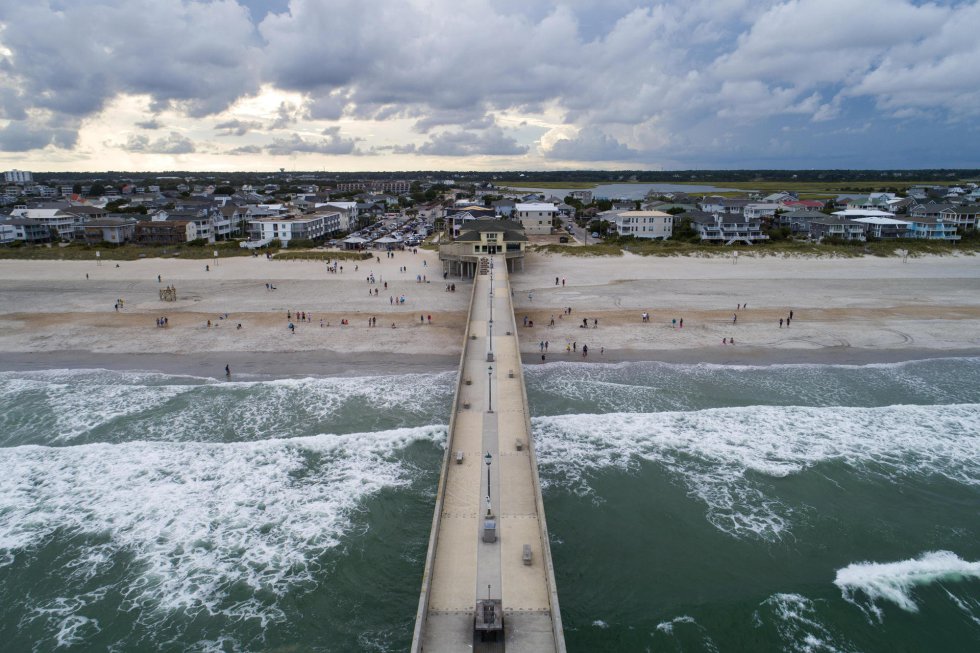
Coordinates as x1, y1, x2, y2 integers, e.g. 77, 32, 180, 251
0, 121, 78, 151
545, 130, 638, 161
417, 127, 528, 157
2, 0, 980, 164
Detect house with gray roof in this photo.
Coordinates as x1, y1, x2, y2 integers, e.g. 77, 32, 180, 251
683, 211, 768, 245
806, 216, 867, 242
938, 205, 978, 229
80, 217, 138, 245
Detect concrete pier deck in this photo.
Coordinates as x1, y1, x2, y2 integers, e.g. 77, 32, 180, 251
412, 256, 564, 652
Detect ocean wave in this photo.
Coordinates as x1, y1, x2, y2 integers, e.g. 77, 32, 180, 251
834, 550, 980, 622
532, 403, 980, 539
0, 368, 454, 446
525, 358, 980, 415
0, 425, 444, 637
753, 594, 856, 653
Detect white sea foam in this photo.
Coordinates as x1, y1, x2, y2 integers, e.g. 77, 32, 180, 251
525, 358, 980, 414
652, 615, 718, 650
0, 368, 454, 446
655, 614, 695, 634
533, 403, 980, 539
754, 594, 856, 653
834, 550, 980, 622
0, 425, 444, 629
591, 619, 610, 629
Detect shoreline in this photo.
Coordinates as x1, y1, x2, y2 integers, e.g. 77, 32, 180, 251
522, 346, 980, 366
2, 346, 977, 381
0, 350, 461, 380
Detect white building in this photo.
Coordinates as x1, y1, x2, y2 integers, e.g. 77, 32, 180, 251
4, 170, 32, 183
612, 210, 673, 239
514, 202, 556, 235
7, 207, 79, 240
325, 201, 359, 231
248, 213, 338, 246
743, 203, 781, 219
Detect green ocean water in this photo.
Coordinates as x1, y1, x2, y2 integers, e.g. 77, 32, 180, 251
1, 359, 979, 651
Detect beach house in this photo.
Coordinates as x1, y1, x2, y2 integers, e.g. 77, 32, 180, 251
686, 212, 768, 245
611, 210, 673, 240
514, 202, 557, 235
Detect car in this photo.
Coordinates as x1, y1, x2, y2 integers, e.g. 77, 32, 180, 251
591, 232, 599, 238
559, 236, 569, 243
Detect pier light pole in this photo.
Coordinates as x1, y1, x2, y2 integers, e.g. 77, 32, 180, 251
487, 365, 493, 412
487, 317, 494, 361
485, 451, 492, 515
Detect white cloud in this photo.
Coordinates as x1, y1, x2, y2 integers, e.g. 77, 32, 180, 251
265, 128, 360, 155
123, 131, 196, 154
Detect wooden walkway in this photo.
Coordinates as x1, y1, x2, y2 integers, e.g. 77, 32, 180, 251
411, 256, 564, 652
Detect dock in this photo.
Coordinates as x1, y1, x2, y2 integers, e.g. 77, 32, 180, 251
411, 255, 565, 652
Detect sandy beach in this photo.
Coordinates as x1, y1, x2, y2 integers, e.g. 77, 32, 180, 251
1, 250, 978, 376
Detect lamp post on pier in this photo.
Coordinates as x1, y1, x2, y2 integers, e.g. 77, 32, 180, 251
487, 365, 493, 412
485, 451, 493, 516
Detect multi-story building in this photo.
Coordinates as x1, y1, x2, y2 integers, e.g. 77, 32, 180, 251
247, 212, 338, 246
698, 197, 750, 214
150, 209, 214, 242
514, 202, 556, 235
136, 219, 194, 245
743, 203, 781, 220
686, 212, 769, 245
849, 216, 909, 239
612, 210, 673, 239
569, 190, 593, 205
904, 216, 960, 241
938, 206, 979, 230
80, 217, 139, 244
7, 207, 78, 240
3, 170, 32, 183
0, 218, 50, 243
807, 216, 867, 242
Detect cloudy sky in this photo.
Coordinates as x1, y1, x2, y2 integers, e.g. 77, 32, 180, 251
1, 0, 979, 172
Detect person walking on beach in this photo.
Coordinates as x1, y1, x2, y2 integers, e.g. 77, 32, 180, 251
555, 277, 559, 286
732, 313, 737, 325
679, 318, 683, 328
789, 310, 794, 320
225, 365, 230, 378
779, 318, 783, 328
582, 344, 588, 357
